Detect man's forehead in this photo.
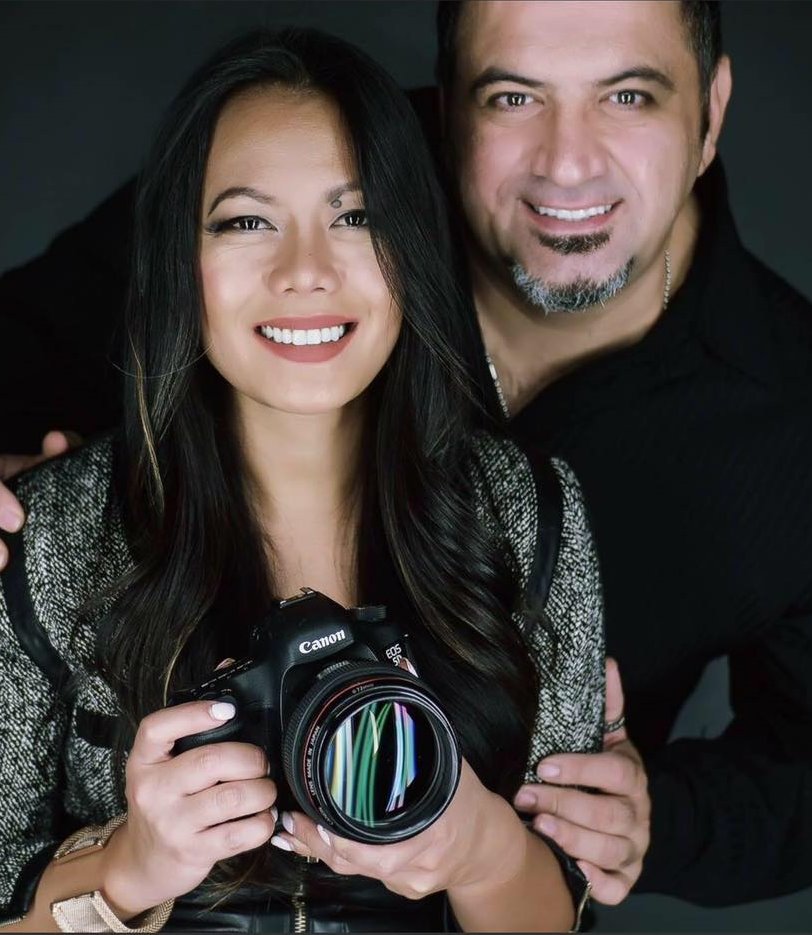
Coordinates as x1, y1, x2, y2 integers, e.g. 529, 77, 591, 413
458, 0, 691, 81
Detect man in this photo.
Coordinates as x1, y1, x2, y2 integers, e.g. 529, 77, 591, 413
436, 0, 812, 910
1, 0, 811, 914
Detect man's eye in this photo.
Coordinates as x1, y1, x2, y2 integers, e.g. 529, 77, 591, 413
494, 92, 530, 109
609, 90, 651, 108
335, 210, 368, 228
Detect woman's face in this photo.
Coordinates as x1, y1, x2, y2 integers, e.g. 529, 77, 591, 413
200, 87, 401, 416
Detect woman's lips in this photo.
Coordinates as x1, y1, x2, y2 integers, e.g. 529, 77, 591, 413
253, 315, 357, 363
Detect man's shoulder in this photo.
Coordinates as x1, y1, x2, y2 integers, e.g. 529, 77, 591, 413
748, 251, 812, 334
706, 242, 812, 398
749, 252, 812, 392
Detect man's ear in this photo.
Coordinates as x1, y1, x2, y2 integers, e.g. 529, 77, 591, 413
698, 54, 732, 176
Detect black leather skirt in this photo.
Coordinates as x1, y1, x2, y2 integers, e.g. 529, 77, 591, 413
165, 877, 450, 933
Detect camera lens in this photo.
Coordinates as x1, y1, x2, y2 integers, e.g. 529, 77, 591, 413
283, 663, 460, 844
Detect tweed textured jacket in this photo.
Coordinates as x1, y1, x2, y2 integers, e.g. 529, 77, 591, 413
0, 433, 604, 927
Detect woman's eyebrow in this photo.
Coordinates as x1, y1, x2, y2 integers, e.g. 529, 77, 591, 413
207, 186, 275, 217
325, 182, 361, 205
207, 183, 361, 215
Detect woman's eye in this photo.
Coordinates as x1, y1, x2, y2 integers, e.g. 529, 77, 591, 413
609, 90, 651, 108
335, 210, 368, 229
209, 216, 271, 233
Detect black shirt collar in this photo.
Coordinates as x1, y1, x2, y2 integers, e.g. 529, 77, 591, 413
680, 159, 780, 387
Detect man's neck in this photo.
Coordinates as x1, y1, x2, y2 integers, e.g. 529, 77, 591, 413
473, 195, 700, 415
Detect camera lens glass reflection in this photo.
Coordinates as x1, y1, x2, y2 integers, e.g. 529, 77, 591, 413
323, 700, 434, 827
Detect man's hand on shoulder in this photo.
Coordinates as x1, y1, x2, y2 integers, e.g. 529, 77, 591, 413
0, 430, 78, 569
514, 658, 650, 906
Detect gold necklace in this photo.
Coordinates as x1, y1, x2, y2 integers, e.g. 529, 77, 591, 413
486, 250, 672, 419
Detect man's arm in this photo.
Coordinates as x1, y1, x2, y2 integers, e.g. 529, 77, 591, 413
634, 608, 812, 905
516, 611, 812, 907
0, 180, 134, 452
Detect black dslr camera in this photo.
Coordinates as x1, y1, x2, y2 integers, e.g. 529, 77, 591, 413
171, 588, 460, 844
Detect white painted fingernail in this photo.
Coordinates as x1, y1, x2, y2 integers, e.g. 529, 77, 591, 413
270, 806, 278, 823
210, 701, 236, 721
317, 825, 331, 846
538, 763, 560, 779
282, 812, 295, 835
0, 507, 24, 533
270, 835, 293, 851
538, 815, 557, 836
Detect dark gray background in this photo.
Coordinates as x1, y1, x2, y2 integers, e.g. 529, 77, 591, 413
1, 2, 811, 931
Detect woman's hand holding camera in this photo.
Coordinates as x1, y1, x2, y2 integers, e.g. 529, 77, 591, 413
101, 700, 278, 919
271, 758, 529, 901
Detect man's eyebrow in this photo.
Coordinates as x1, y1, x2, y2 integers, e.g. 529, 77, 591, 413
207, 186, 275, 217
468, 65, 676, 98
469, 67, 545, 96
596, 67, 675, 91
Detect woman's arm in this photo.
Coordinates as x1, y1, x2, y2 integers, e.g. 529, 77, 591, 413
276, 761, 578, 933
1, 822, 138, 933
4, 701, 278, 932
0, 578, 70, 927
446, 794, 575, 932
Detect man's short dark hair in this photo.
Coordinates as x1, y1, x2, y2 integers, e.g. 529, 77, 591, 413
435, 1, 723, 136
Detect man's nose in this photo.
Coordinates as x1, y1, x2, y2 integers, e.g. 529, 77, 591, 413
529, 105, 607, 189
265, 227, 340, 295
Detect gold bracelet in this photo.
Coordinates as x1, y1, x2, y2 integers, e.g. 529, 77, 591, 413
50, 815, 174, 933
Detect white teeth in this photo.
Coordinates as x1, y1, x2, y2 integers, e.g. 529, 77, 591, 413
534, 203, 613, 221
259, 324, 348, 345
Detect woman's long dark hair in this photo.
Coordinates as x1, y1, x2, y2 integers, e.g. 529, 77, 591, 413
100, 28, 538, 895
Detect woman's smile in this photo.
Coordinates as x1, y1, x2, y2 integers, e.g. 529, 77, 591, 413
254, 315, 358, 363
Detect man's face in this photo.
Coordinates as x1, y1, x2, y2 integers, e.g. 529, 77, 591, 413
450, 0, 719, 313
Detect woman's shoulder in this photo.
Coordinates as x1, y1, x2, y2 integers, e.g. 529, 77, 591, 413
3, 436, 130, 667
11, 435, 114, 515
469, 430, 581, 495
468, 431, 588, 572
470, 433, 605, 765
10, 437, 123, 567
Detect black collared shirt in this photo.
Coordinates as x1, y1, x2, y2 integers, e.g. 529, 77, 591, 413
501, 162, 812, 903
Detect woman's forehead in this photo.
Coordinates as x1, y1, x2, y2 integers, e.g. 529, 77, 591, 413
204, 88, 358, 202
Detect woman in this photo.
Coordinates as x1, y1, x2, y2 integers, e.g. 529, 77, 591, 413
0, 29, 604, 932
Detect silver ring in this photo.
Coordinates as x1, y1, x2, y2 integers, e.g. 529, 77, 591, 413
603, 714, 626, 733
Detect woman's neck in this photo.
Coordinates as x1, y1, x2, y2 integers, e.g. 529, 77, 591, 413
235, 395, 366, 605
